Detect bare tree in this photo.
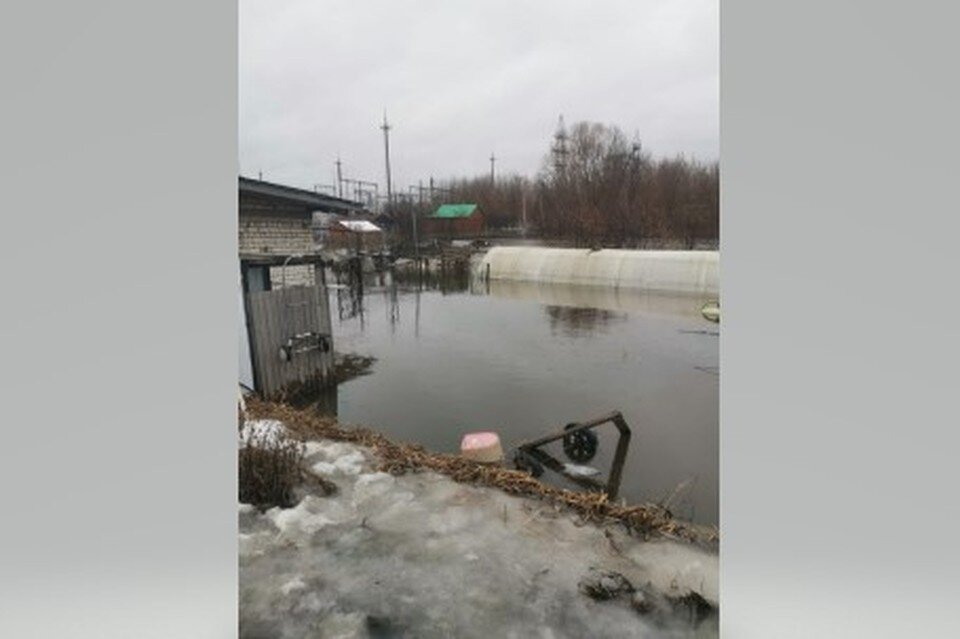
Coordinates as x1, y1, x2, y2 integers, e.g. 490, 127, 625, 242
393, 120, 718, 248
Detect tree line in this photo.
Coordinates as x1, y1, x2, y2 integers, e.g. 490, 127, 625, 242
388, 120, 718, 248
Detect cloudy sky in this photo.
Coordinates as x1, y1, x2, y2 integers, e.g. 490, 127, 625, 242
240, 0, 717, 195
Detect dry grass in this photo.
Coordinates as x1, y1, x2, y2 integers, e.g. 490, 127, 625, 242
238, 428, 306, 510
245, 398, 719, 547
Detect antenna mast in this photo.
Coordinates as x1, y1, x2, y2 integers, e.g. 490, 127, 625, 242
552, 115, 568, 176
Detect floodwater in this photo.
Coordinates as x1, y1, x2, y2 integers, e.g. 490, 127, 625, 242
324, 273, 718, 525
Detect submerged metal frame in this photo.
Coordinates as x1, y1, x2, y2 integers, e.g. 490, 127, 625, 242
515, 411, 632, 500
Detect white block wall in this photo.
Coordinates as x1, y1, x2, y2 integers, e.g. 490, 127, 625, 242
239, 215, 317, 288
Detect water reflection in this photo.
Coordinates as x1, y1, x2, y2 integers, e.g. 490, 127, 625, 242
331, 264, 480, 345
312, 384, 339, 417
392, 268, 472, 295
333, 259, 366, 327
387, 280, 400, 329
284, 376, 340, 416
545, 306, 628, 337
326, 271, 718, 523
489, 279, 711, 318
336, 285, 365, 325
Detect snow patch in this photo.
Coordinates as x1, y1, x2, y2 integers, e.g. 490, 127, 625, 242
238, 531, 273, 559
315, 611, 368, 639
266, 496, 336, 538
625, 540, 719, 606
311, 461, 337, 475
351, 471, 395, 505
311, 450, 366, 476
303, 441, 328, 457
304, 440, 361, 462
241, 438, 718, 637
239, 419, 286, 447
280, 576, 307, 596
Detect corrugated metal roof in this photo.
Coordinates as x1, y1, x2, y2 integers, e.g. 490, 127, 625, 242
239, 176, 362, 213
430, 203, 479, 219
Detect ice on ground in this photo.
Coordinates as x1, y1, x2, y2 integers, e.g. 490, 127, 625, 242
562, 462, 601, 478
305, 440, 358, 460
280, 576, 307, 596
352, 471, 395, 504
238, 530, 275, 559
625, 540, 720, 604
306, 440, 369, 476
311, 451, 365, 476
240, 438, 718, 639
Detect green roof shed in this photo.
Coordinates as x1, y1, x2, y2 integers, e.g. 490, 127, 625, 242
429, 203, 480, 218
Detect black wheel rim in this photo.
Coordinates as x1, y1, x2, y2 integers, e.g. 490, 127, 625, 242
562, 424, 598, 463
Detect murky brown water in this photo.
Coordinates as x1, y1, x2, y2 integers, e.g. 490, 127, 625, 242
324, 275, 718, 525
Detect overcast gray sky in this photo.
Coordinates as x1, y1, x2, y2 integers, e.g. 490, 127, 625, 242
240, 0, 717, 195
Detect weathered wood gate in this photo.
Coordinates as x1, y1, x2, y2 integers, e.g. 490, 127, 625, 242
243, 266, 335, 399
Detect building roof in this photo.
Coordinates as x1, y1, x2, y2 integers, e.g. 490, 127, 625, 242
430, 203, 480, 219
335, 220, 382, 233
239, 176, 362, 214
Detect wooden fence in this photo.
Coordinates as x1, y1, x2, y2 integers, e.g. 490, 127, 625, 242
244, 284, 334, 399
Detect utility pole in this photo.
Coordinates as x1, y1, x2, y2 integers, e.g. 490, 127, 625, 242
335, 157, 343, 198
521, 190, 527, 236
490, 153, 496, 184
381, 112, 393, 210
429, 176, 434, 202
412, 183, 420, 258
404, 188, 424, 256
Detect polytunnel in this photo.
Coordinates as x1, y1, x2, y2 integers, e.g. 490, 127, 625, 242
477, 247, 719, 296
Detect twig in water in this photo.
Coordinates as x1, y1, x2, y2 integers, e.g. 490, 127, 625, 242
659, 475, 698, 514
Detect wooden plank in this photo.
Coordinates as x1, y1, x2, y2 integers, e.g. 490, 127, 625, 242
253, 291, 278, 396
251, 290, 277, 396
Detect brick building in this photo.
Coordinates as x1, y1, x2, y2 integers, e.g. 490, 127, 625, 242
238, 176, 361, 399
322, 219, 386, 253
422, 203, 486, 239
238, 176, 361, 289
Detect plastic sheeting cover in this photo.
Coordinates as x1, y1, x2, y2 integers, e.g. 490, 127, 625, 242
479, 247, 719, 296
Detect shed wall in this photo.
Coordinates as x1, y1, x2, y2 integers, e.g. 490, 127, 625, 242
245, 285, 334, 398
423, 212, 485, 238
239, 215, 317, 287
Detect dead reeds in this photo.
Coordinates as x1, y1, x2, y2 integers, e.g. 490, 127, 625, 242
238, 427, 305, 510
